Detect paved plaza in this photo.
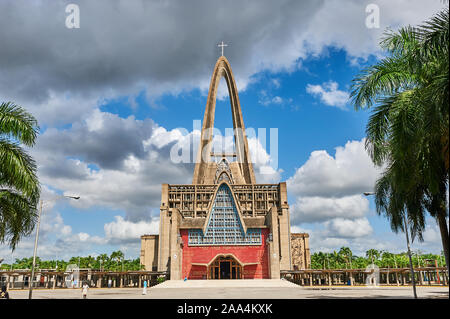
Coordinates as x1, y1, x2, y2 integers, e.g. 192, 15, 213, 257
7, 280, 449, 299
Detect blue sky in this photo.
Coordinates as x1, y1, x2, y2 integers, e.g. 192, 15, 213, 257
0, 0, 447, 261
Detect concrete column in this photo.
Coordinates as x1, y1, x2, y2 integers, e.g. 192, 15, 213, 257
349, 272, 354, 286
266, 206, 280, 279
309, 273, 313, 287
278, 183, 292, 271
328, 272, 332, 286
158, 184, 171, 272
169, 208, 182, 280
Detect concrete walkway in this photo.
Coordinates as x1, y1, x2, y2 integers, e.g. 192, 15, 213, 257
7, 280, 448, 299
153, 279, 299, 289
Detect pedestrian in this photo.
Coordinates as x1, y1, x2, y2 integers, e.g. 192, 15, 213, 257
0, 285, 9, 299
142, 280, 147, 295
81, 282, 89, 299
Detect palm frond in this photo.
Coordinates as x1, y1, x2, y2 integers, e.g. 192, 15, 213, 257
0, 189, 38, 250
0, 102, 39, 147
0, 138, 40, 201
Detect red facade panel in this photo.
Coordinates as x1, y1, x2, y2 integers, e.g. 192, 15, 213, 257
180, 228, 270, 279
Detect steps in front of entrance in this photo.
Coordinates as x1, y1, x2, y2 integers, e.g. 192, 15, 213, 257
153, 279, 299, 289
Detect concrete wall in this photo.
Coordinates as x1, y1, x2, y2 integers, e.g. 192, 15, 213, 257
180, 229, 270, 279
291, 233, 311, 270
140, 235, 159, 271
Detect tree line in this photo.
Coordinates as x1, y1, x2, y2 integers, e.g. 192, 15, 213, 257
0, 250, 144, 271
310, 247, 445, 270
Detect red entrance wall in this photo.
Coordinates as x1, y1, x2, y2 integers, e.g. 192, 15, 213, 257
180, 228, 270, 279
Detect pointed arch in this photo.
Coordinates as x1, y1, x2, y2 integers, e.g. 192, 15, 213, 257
215, 158, 234, 184
203, 181, 247, 234
187, 182, 262, 246
192, 56, 256, 185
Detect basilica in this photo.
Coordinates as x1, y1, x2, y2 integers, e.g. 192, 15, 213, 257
140, 55, 310, 280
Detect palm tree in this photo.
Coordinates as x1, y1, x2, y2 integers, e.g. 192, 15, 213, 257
110, 250, 124, 270
0, 102, 40, 250
97, 254, 109, 271
317, 252, 327, 269
331, 250, 344, 269
366, 249, 380, 265
351, 9, 449, 273
339, 247, 353, 269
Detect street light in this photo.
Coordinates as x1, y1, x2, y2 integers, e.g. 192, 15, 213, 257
364, 192, 417, 298
28, 195, 80, 299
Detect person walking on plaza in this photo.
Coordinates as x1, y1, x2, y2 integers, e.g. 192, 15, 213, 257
142, 280, 147, 295
81, 282, 89, 299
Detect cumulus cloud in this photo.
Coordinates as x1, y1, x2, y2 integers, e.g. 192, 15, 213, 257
104, 216, 159, 244
306, 81, 349, 109
32, 109, 195, 221
324, 218, 373, 238
37, 109, 155, 170
1, 0, 445, 126
287, 138, 444, 254
288, 139, 380, 246
287, 139, 382, 198
291, 195, 369, 224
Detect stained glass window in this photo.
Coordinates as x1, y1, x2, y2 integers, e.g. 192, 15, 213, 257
188, 184, 262, 245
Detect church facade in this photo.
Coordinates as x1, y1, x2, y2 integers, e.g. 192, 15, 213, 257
140, 56, 310, 280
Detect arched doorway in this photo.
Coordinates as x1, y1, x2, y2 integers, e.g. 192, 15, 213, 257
208, 256, 242, 279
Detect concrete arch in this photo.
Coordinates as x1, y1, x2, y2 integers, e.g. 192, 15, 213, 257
193, 56, 255, 185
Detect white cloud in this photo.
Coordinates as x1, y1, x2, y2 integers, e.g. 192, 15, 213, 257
258, 90, 293, 107
33, 109, 194, 221
291, 195, 369, 224
272, 78, 281, 89
1, 1, 445, 127
287, 139, 382, 198
306, 81, 349, 109
104, 216, 159, 244
287, 138, 385, 254
324, 218, 373, 238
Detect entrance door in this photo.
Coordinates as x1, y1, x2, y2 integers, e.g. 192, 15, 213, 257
209, 256, 242, 279
220, 261, 231, 279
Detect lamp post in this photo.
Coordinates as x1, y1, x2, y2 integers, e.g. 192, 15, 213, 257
28, 195, 80, 299
364, 192, 417, 298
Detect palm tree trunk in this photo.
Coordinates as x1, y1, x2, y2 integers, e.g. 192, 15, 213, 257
436, 212, 449, 274
403, 214, 417, 298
